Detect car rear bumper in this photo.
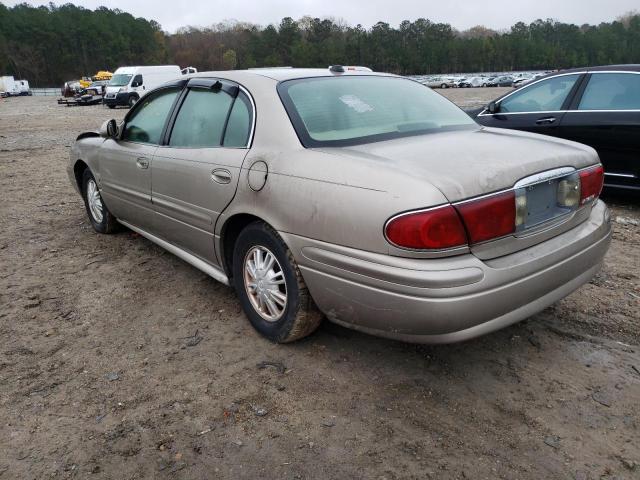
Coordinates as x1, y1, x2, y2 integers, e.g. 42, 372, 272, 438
281, 200, 611, 344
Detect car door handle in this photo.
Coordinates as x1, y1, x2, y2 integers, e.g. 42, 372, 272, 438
535, 117, 556, 125
211, 168, 232, 184
136, 157, 149, 169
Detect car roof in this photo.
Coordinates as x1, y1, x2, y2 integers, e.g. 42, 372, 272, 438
557, 64, 640, 74
187, 68, 394, 82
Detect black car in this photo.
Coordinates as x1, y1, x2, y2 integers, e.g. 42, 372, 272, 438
487, 75, 514, 87
472, 65, 640, 190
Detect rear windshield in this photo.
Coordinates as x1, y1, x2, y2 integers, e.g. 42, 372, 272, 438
278, 76, 476, 147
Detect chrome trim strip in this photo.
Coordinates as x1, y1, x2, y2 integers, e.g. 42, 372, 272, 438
118, 219, 230, 286
513, 167, 576, 188
239, 84, 257, 148
451, 187, 513, 206
604, 172, 636, 178
479, 109, 640, 116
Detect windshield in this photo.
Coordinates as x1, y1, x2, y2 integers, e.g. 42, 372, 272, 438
108, 74, 133, 87
278, 76, 476, 147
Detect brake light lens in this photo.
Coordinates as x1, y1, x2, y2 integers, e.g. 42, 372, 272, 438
455, 191, 516, 244
385, 205, 467, 250
579, 165, 604, 205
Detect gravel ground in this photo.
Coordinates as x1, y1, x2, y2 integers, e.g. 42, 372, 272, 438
0, 90, 639, 480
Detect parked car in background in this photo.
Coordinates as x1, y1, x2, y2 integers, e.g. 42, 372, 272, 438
487, 75, 514, 87
457, 77, 484, 88
103, 65, 196, 108
85, 80, 108, 96
62, 80, 82, 97
469, 77, 485, 88
512, 77, 531, 88
453, 77, 468, 88
472, 65, 640, 190
68, 68, 610, 345
422, 77, 455, 88
481, 77, 496, 87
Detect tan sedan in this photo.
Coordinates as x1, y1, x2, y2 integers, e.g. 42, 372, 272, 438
68, 67, 611, 344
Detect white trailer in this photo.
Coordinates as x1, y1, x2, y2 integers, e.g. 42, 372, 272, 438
0, 76, 18, 97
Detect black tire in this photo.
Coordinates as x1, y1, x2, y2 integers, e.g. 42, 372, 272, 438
107, 104, 116, 109
441, 83, 447, 89
81, 169, 118, 234
232, 221, 323, 343
127, 95, 138, 108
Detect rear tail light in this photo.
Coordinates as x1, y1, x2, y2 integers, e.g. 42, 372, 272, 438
579, 165, 604, 205
455, 191, 516, 244
385, 205, 467, 250
386, 165, 602, 252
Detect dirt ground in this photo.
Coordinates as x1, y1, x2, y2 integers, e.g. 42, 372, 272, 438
0, 89, 639, 480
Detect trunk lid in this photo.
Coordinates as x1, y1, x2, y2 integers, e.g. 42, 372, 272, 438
321, 127, 601, 259
331, 126, 598, 202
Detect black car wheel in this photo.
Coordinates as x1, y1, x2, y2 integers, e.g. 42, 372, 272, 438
82, 169, 118, 234
232, 221, 323, 343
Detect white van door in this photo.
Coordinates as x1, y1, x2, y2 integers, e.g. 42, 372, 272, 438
130, 74, 145, 97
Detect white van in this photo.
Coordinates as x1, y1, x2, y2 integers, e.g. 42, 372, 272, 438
104, 65, 193, 108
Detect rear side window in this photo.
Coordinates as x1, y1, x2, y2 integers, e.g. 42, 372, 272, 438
223, 93, 252, 147
122, 88, 179, 144
169, 88, 233, 147
578, 73, 640, 110
499, 74, 580, 113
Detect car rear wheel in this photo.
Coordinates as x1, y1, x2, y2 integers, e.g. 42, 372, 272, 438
82, 169, 118, 234
441, 83, 447, 89
232, 221, 323, 343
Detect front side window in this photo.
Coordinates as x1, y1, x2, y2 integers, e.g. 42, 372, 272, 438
169, 88, 234, 148
122, 88, 179, 144
499, 74, 580, 113
579, 73, 640, 110
278, 76, 476, 147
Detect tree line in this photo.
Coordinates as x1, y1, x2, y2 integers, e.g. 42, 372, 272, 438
1, 3, 639, 86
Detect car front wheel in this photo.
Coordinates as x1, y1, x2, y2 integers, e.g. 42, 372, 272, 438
232, 222, 323, 343
82, 169, 118, 234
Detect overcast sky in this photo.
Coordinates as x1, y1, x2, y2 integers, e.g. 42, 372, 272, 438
5, 0, 638, 32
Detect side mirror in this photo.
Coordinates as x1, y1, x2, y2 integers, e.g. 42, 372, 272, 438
99, 119, 118, 139
487, 101, 499, 114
